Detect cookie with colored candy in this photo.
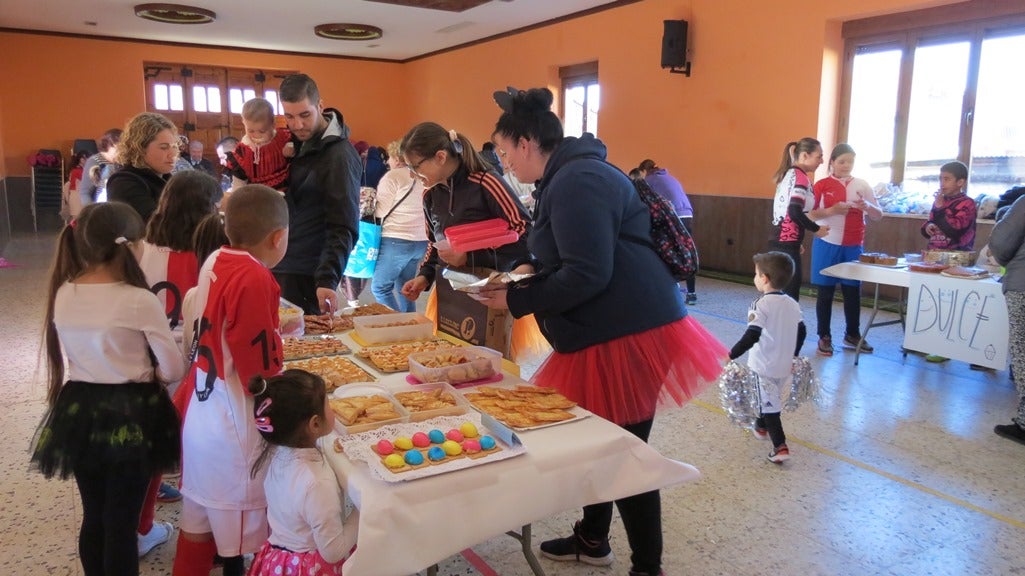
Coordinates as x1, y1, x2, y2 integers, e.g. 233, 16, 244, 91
394, 436, 414, 451
428, 429, 446, 444
427, 446, 446, 462
459, 422, 479, 438
375, 439, 394, 456
446, 429, 464, 442
441, 440, 463, 456
479, 435, 497, 451
411, 432, 431, 448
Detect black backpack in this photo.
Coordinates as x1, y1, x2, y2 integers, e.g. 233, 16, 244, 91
631, 176, 699, 281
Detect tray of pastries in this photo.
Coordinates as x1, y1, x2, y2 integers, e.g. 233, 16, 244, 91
858, 253, 902, 267
285, 355, 376, 390
303, 314, 355, 335
282, 336, 351, 361
355, 338, 455, 373
329, 385, 407, 434
908, 261, 948, 273
344, 303, 398, 317
461, 384, 587, 431
392, 382, 470, 422
331, 414, 525, 482
940, 266, 992, 280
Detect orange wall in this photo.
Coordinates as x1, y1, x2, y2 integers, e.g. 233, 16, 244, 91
0, 0, 963, 190
404, 0, 963, 198
0, 32, 411, 177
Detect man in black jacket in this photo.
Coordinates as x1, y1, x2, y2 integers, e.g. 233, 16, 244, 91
275, 74, 362, 314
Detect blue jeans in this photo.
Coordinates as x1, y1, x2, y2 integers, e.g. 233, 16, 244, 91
372, 237, 428, 313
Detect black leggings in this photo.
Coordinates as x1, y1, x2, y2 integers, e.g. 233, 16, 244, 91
815, 283, 862, 338
74, 463, 151, 576
578, 419, 662, 575
756, 412, 786, 448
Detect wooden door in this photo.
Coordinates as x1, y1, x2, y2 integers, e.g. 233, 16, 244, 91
182, 65, 229, 167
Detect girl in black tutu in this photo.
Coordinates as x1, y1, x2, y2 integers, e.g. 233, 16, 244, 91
31, 201, 185, 576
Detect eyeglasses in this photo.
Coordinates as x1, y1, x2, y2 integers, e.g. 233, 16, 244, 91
407, 156, 430, 176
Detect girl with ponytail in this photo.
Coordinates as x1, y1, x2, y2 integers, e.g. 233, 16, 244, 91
31, 201, 184, 575
398, 122, 548, 361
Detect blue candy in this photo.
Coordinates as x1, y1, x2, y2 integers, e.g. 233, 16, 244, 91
427, 446, 446, 461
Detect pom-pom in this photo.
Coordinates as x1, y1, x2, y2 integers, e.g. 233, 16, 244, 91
786, 356, 820, 411
717, 361, 761, 429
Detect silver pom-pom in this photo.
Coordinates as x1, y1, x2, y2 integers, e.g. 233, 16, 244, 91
785, 356, 820, 411
716, 360, 761, 429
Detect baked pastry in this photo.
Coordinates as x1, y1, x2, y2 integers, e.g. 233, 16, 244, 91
875, 255, 898, 266
356, 339, 452, 372
909, 262, 947, 273
347, 303, 398, 317
284, 356, 376, 389
394, 388, 461, 414
304, 314, 354, 335
462, 385, 577, 429
941, 266, 990, 279
282, 336, 350, 361
859, 253, 878, 263
329, 395, 401, 426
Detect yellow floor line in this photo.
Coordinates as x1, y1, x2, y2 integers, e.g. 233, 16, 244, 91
690, 399, 1025, 530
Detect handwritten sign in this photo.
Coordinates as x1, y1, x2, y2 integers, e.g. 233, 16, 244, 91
904, 274, 1008, 369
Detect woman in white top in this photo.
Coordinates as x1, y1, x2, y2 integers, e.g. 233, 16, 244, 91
371, 140, 428, 312
247, 370, 359, 575
31, 201, 184, 576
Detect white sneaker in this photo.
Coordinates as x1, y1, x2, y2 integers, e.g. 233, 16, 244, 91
138, 521, 173, 557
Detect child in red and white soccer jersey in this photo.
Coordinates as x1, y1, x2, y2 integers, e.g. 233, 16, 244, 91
172, 184, 290, 576
137, 170, 219, 554
810, 144, 883, 356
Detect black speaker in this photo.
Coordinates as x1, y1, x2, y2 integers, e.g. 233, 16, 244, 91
661, 20, 689, 69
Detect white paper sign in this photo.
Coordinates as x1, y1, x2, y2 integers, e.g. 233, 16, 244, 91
904, 274, 1008, 369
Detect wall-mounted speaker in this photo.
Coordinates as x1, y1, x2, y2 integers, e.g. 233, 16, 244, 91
661, 19, 691, 76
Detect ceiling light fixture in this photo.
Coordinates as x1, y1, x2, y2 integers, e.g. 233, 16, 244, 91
314, 23, 383, 41
134, 4, 216, 25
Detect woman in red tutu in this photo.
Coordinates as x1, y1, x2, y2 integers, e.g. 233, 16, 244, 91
480, 87, 727, 576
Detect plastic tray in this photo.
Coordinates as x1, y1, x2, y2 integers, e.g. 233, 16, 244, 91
408, 346, 502, 385
331, 384, 409, 435
445, 218, 520, 252
353, 312, 435, 344
391, 381, 471, 422
278, 297, 305, 338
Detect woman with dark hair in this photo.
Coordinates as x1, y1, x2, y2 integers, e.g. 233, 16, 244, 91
398, 122, 533, 303
107, 113, 179, 222
481, 87, 727, 576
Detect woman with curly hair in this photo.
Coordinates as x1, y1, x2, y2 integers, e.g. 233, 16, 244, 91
107, 112, 179, 222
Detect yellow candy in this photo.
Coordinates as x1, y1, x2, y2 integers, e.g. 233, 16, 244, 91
441, 440, 462, 456
383, 454, 405, 469
459, 422, 479, 438
394, 436, 414, 450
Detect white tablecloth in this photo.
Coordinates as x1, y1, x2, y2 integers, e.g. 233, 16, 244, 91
316, 333, 701, 576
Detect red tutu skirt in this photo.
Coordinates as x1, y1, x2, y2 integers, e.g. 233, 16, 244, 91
531, 316, 728, 425
248, 541, 344, 576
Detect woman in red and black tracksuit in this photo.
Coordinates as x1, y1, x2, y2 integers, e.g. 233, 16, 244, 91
398, 122, 547, 361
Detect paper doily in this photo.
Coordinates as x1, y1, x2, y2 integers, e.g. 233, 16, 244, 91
334, 414, 526, 482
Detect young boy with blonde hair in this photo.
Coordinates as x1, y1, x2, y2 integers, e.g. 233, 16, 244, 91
172, 184, 289, 575
728, 251, 807, 463
224, 98, 293, 200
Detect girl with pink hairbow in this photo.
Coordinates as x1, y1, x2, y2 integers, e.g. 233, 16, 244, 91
246, 370, 359, 576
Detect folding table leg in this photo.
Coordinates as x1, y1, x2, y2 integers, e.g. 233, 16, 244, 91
506, 524, 547, 576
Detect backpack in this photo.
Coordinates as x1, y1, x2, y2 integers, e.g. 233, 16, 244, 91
631, 177, 699, 281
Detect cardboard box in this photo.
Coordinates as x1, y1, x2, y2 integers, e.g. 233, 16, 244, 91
435, 267, 513, 358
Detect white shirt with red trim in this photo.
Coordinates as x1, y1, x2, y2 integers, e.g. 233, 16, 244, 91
177, 248, 283, 511
140, 242, 199, 342
812, 175, 876, 247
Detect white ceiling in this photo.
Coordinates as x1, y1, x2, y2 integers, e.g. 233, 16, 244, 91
1, 0, 621, 61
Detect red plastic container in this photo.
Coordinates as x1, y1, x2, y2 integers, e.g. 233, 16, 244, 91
445, 218, 519, 252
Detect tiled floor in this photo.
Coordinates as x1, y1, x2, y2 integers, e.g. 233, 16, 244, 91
2, 232, 1024, 576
